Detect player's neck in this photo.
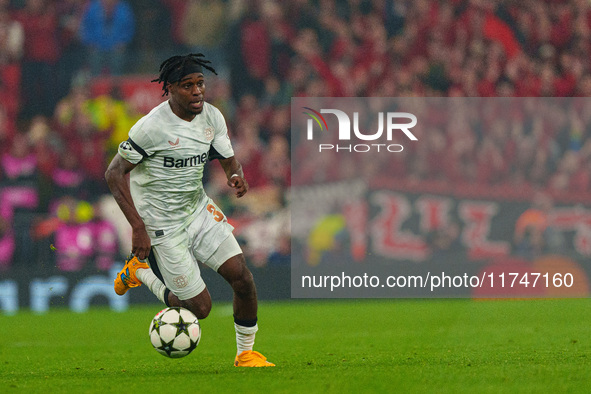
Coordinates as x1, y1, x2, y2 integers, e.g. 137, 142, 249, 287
168, 100, 197, 122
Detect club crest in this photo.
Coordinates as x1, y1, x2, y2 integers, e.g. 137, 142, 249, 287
204, 127, 214, 141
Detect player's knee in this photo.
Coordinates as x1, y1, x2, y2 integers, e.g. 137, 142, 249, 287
194, 303, 211, 319
181, 293, 212, 319
231, 269, 256, 299
184, 300, 211, 319
219, 255, 257, 298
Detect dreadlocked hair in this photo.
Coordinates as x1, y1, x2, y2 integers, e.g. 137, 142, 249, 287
151, 53, 218, 96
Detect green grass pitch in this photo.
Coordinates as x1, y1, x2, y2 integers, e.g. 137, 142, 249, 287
1, 299, 590, 393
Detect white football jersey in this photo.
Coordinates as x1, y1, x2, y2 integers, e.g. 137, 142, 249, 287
117, 100, 234, 243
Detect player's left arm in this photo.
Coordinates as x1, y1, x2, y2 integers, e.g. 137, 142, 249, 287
219, 156, 249, 198
209, 106, 247, 198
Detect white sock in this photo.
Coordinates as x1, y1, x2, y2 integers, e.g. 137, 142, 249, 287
235, 323, 258, 355
136, 268, 167, 304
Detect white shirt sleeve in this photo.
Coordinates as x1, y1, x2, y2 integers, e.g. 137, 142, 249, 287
118, 120, 157, 164
210, 107, 234, 159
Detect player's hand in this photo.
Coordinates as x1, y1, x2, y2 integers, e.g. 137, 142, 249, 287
131, 225, 151, 260
228, 175, 249, 198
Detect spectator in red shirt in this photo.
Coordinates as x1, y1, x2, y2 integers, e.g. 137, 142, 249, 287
14, 0, 61, 119
54, 0, 88, 102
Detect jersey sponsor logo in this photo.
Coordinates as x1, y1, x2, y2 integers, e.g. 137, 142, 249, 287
163, 153, 208, 168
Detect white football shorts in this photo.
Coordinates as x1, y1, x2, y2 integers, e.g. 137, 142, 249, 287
149, 199, 242, 300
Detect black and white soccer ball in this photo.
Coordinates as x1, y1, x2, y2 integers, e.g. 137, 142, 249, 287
149, 307, 201, 358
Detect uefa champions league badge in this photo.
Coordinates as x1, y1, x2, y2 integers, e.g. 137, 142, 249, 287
119, 140, 134, 159
204, 127, 214, 141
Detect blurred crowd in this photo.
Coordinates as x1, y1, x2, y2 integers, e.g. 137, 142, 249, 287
2, 0, 591, 271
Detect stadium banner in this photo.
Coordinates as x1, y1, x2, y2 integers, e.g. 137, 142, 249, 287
0, 264, 289, 315
290, 97, 591, 298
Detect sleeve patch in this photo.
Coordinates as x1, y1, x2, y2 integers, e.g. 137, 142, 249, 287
118, 139, 144, 164
118, 140, 134, 160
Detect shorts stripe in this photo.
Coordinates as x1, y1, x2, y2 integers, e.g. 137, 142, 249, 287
148, 248, 165, 283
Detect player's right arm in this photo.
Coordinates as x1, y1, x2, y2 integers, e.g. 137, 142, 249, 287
105, 154, 152, 260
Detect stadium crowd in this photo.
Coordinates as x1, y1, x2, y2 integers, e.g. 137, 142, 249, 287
2, 0, 591, 271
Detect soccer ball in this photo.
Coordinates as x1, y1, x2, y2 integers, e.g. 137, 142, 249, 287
149, 307, 201, 358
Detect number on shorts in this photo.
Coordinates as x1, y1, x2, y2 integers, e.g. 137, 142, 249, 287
207, 204, 224, 222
